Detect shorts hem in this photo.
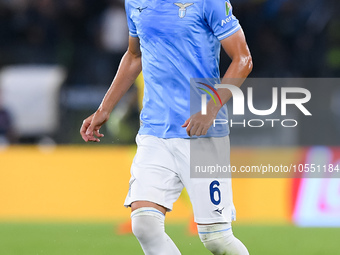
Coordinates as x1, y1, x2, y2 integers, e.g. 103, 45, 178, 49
124, 198, 173, 212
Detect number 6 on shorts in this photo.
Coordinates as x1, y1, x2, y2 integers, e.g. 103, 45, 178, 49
209, 180, 221, 205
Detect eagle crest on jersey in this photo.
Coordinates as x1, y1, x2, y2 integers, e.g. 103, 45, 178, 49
174, 3, 194, 18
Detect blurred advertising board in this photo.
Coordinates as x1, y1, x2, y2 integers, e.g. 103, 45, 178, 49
292, 147, 340, 227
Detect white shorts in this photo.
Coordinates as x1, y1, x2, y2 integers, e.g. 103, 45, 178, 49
124, 134, 236, 224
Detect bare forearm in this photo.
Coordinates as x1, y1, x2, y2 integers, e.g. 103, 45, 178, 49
97, 51, 142, 115
80, 36, 142, 142
203, 29, 253, 116
207, 56, 253, 115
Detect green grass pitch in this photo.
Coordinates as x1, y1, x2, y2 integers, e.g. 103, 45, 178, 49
0, 222, 339, 255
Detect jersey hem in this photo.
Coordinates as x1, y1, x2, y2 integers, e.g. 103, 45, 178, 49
137, 130, 230, 139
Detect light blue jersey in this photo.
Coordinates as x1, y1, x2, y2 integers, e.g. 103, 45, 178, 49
125, 0, 241, 138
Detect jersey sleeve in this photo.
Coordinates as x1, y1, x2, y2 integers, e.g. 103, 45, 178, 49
203, 0, 241, 41
125, 0, 138, 37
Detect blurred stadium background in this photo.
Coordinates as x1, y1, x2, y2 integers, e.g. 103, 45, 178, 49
0, 0, 340, 254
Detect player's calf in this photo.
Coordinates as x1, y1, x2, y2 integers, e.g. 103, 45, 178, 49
198, 223, 249, 255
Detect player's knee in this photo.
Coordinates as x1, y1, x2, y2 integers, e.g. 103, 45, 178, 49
131, 207, 165, 242
198, 223, 232, 254
203, 237, 230, 255
203, 236, 249, 255
198, 223, 249, 255
131, 216, 149, 240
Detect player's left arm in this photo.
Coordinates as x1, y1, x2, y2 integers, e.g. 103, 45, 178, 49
183, 29, 253, 136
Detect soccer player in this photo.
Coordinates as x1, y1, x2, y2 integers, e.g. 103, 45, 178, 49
80, 0, 252, 254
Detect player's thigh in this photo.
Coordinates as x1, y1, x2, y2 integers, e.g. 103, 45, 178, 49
182, 136, 235, 223
124, 135, 184, 212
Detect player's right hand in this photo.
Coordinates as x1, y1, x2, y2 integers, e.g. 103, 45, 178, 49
80, 110, 109, 142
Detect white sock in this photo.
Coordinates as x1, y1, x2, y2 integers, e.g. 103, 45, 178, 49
198, 223, 249, 255
131, 207, 181, 255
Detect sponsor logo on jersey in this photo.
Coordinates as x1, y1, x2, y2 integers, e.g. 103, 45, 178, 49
225, 1, 232, 16
221, 1, 233, 26
221, 16, 233, 26
136, 6, 148, 12
174, 3, 194, 18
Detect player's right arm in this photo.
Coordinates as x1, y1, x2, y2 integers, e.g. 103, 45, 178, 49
80, 36, 142, 142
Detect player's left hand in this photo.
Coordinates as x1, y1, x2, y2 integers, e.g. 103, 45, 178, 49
80, 110, 108, 142
182, 111, 216, 137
